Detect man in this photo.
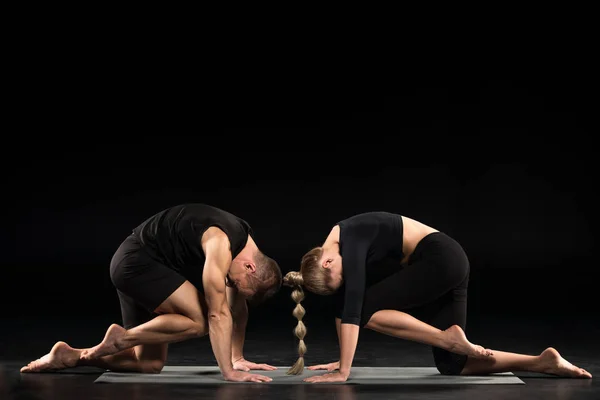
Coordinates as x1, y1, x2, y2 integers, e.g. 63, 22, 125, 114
21, 203, 282, 383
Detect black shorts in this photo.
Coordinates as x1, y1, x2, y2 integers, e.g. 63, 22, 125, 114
109, 233, 186, 329
361, 232, 470, 375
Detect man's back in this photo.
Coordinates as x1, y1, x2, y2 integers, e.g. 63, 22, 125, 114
133, 203, 253, 289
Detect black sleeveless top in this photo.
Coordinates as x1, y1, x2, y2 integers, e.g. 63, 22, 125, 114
132, 203, 253, 288
334, 211, 405, 326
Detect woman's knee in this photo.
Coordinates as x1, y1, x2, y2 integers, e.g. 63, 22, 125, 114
432, 347, 467, 375
364, 309, 396, 330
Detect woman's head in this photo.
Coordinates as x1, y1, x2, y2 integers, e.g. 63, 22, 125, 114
281, 246, 344, 375
299, 246, 343, 295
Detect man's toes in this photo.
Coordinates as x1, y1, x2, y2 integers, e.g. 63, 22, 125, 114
581, 368, 591, 377
22, 362, 36, 372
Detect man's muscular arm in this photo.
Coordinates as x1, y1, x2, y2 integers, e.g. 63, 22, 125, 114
201, 227, 271, 382
202, 228, 236, 378
228, 285, 248, 363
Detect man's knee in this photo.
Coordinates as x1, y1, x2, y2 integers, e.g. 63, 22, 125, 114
189, 318, 208, 338
432, 347, 467, 375
134, 344, 168, 374
140, 359, 165, 374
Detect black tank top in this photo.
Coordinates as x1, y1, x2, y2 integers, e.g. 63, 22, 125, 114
334, 211, 404, 326
132, 204, 253, 289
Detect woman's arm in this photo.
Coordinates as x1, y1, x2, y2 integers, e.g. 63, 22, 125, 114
338, 323, 360, 377
304, 233, 369, 383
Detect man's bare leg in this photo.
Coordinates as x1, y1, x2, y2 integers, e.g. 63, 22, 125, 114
81, 281, 207, 360
21, 341, 167, 373
366, 309, 493, 358
461, 347, 592, 378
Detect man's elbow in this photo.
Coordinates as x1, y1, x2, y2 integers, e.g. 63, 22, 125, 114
206, 297, 231, 321
207, 305, 231, 322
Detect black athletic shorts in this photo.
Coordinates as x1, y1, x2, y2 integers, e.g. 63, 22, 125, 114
109, 233, 186, 329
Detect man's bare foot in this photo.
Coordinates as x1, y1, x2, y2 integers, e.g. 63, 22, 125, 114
81, 324, 127, 360
443, 325, 493, 358
538, 347, 592, 378
20, 341, 80, 373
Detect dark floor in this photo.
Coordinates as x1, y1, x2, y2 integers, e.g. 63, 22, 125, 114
1, 313, 598, 400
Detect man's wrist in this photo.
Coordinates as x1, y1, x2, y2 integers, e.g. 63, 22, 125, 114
221, 364, 235, 377
232, 355, 244, 363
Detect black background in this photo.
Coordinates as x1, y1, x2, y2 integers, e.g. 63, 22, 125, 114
3, 73, 598, 336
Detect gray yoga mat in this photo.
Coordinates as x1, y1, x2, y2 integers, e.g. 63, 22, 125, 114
94, 366, 525, 385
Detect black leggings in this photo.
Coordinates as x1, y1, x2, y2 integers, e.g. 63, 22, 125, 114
361, 232, 470, 375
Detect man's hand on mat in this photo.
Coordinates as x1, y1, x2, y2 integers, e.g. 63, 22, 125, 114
304, 371, 348, 383
232, 357, 277, 371
223, 370, 273, 382
307, 361, 340, 372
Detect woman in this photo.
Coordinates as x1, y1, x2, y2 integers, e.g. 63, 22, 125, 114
283, 211, 592, 383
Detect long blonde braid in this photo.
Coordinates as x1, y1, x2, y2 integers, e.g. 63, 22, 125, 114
283, 270, 307, 375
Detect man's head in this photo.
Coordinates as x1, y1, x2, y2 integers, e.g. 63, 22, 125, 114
228, 251, 282, 304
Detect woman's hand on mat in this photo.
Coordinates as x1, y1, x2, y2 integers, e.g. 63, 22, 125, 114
307, 361, 340, 372
304, 371, 349, 383
223, 370, 273, 383
232, 357, 277, 371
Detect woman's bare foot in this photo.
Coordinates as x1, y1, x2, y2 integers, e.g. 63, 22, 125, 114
81, 324, 127, 360
443, 325, 493, 358
20, 341, 80, 373
538, 347, 592, 378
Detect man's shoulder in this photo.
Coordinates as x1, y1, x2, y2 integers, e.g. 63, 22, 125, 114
201, 226, 230, 244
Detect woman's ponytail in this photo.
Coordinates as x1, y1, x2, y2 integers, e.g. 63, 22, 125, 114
283, 271, 307, 375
